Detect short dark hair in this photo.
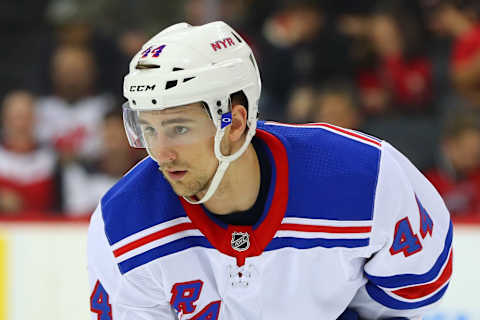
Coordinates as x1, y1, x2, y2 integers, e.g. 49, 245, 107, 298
231, 90, 248, 109
199, 91, 249, 121
202, 90, 248, 110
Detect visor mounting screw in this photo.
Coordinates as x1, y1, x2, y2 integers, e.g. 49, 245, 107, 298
152, 99, 157, 104
132, 100, 136, 105
216, 100, 221, 107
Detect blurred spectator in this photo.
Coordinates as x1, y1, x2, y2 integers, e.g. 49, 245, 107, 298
257, 1, 352, 121
35, 0, 127, 97
333, 1, 440, 170
286, 85, 316, 123
424, 0, 480, 107
310, 80, 364, 129
356, 1, 433, 115
0, 91, 60, 216
424, 110, 480, 217
61, 110, 144, 216
287, 79, 364, 130
35, 45, 113, 162
97, 110, 145, 178
336, 12, 374, 66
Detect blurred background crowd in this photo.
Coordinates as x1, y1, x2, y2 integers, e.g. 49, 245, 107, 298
1, 0, 480, 220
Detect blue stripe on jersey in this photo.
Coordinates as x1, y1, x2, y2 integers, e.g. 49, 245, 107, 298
365, 282, 449, 310
365, 221, 453, 288
101, 157, 188, 246
257, 121, 381, 222
118, 236, 214, 274
264, 237, 369, 251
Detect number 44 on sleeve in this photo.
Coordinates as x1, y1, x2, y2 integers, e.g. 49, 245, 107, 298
390, 196, 435, 257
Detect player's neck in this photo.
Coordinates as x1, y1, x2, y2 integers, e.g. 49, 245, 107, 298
202, 143, 260, 215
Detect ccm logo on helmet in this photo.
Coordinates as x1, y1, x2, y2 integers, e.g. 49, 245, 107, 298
129, 85, 156, 92
211, 37, 236, 52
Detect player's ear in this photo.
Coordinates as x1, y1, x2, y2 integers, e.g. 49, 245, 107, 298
229, 104, 247, 143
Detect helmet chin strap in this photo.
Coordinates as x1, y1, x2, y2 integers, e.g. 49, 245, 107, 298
183, 160, 230, 204
150, 148, 230, 204
183, 120, 255, 204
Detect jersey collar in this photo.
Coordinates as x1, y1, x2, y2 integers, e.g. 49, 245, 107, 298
179, 128, 289, 266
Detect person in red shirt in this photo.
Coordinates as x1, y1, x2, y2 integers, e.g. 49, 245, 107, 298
425, 0, 480, 106
0, 90, 60, 217
356, 1, 433, 115
424, 110, 480, 217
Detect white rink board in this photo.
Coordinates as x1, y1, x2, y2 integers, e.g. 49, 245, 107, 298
0, 222, 478, 320
2, 223, 90, 320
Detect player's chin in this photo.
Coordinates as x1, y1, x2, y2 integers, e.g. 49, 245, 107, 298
174, 189, 200, 199
169, 182, 197, 198
175, 183, 208, 199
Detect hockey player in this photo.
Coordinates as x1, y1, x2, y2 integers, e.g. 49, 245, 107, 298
88, 21, 452, 319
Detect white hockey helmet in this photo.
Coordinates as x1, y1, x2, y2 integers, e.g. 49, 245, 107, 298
123, 21, 262, 204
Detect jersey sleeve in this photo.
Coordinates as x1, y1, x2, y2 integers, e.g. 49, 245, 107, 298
348, 142, 452, 319
87, 205, 176, 320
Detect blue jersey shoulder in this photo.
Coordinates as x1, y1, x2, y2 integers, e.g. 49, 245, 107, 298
258, 121, 381, 221
101, 157, 187, 245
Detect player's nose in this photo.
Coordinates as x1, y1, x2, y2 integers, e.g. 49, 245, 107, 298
152, 145, 177, 165
147, 133, 177, 164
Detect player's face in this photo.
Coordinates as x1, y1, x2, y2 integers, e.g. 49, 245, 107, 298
138, 103, 219, 197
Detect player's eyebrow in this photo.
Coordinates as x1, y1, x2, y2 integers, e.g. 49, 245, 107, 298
160, 118, 195, 126
137, 118, 195, 126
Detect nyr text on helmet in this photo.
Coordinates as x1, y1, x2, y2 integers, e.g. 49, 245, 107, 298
211, 37, 236, 52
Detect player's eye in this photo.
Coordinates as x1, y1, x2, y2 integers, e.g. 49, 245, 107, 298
174, 126, 189, 135
142, 126, 156, 137
164, 126, 190, 139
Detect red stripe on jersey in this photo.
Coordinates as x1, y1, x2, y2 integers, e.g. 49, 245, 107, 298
279, 223, 372, 233
392, 249, 453, 299
312, 123, 381, 147
267, 122, 382, 147
113, 222, 195, 257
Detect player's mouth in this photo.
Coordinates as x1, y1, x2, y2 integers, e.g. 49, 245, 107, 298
166, 170, 187, 181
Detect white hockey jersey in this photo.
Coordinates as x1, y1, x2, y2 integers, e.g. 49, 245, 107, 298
88, 121, 452, 319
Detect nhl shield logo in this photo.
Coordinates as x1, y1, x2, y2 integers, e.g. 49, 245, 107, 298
231, 232, 250, 252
